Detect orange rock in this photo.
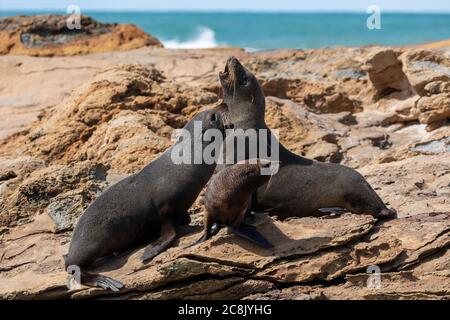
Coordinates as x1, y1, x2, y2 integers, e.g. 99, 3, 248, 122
0, 14, 162, 57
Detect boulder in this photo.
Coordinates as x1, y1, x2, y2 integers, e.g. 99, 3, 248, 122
364, 48, 411, 99
416, 93, 450, 128
0, 14, 162, 56
401, 50, 450, 96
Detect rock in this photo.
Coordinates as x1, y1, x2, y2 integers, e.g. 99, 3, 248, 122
360, 154, 450, 217
319, 270, 449, 300
0, 40, 449, 299
364, 48, 411, 99
0, 170, 16, 181
0, 64, 218, 175
0, 15, 162, 56
257, 213, 449, 283
0, 213, 376, 299
250, 267, 450, 300
411, 136, 450, 154
401, 50, 450, 96
46, 192, 85, 233
0, 160, 108, 228
244, 286, 324, 300
1, 212, 447, 300
416, 93, 450, 129
424, 81, 450, 95
367, 95, 420, 126
137, 279, 275, 300
302, 84, 363, 114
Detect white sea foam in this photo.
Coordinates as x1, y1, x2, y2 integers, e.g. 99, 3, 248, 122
244, 47, 261, 53
162, 26, 219, 49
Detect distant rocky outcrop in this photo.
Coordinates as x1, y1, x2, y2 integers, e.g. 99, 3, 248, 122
0, 43, 448, 299
0, 14, 162, 56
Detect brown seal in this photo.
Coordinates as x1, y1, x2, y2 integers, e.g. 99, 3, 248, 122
64, 108, 225, 291
191, 159, 274, 248
218, 56, 397, 220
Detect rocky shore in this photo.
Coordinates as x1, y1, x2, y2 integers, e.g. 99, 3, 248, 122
0, 15, 449, 299
0, 14, 162, 57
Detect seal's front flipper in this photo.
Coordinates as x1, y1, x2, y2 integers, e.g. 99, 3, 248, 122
186, 223, 221, 248
141, 221, 176, 263
230, 224, 273, 249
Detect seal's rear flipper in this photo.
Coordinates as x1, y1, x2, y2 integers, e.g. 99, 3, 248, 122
141, 221, 176, 262
68, 268, 124, 292
230, 224, 273, 249
88, 274, 124, 292
318, 207, 346, 214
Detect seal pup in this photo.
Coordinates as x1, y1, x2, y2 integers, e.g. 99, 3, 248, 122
65, 108, 225, 291
191, 159, 275, 249
219, 56, 397, 219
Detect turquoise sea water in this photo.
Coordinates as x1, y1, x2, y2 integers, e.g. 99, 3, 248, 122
1, 11, 450, 50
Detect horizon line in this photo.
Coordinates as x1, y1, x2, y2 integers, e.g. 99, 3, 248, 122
1, 9, 450, 14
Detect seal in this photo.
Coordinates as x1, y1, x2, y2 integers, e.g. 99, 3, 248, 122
219, 56, 397, 220
64, 108, 225, 291
191, 159, 274, 249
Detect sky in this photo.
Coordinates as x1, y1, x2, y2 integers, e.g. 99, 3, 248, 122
1, 0, 450, 13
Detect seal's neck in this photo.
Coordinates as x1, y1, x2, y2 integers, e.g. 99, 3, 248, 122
228, 100, 267, 130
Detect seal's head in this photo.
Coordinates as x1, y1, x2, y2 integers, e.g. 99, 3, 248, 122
186, 109, 224, 137
198, 109, 224, 131
232, 159, 278, 190
176, 109, 225, 155
172, 109, 225, 166
219, 57, 265, 126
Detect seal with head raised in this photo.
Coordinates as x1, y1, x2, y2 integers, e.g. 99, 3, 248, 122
218, 56, 397, 220
191, 159, 275, 249
64, 108, 225, 291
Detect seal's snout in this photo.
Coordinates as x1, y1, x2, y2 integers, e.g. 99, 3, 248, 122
227, 56, 239, 66
225, 56, 243, 76
378, 207, 398, 219
222, 60, 230, 75
219, 60, 230, 81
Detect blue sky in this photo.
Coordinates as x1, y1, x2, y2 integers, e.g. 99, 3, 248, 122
1, 0, 450, 12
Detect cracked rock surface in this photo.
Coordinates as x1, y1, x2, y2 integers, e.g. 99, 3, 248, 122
0, 39, 449, 299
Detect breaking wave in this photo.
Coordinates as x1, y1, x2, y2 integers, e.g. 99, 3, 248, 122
162, 26, 219, 49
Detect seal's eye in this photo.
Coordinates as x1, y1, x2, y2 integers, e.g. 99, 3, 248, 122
239, 74, 249, 86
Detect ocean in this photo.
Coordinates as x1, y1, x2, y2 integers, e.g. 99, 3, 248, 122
1, 11, 450, 50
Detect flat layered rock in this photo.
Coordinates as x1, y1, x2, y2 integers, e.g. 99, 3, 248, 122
0, 213, 375, 299
0, 40, 449, 299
